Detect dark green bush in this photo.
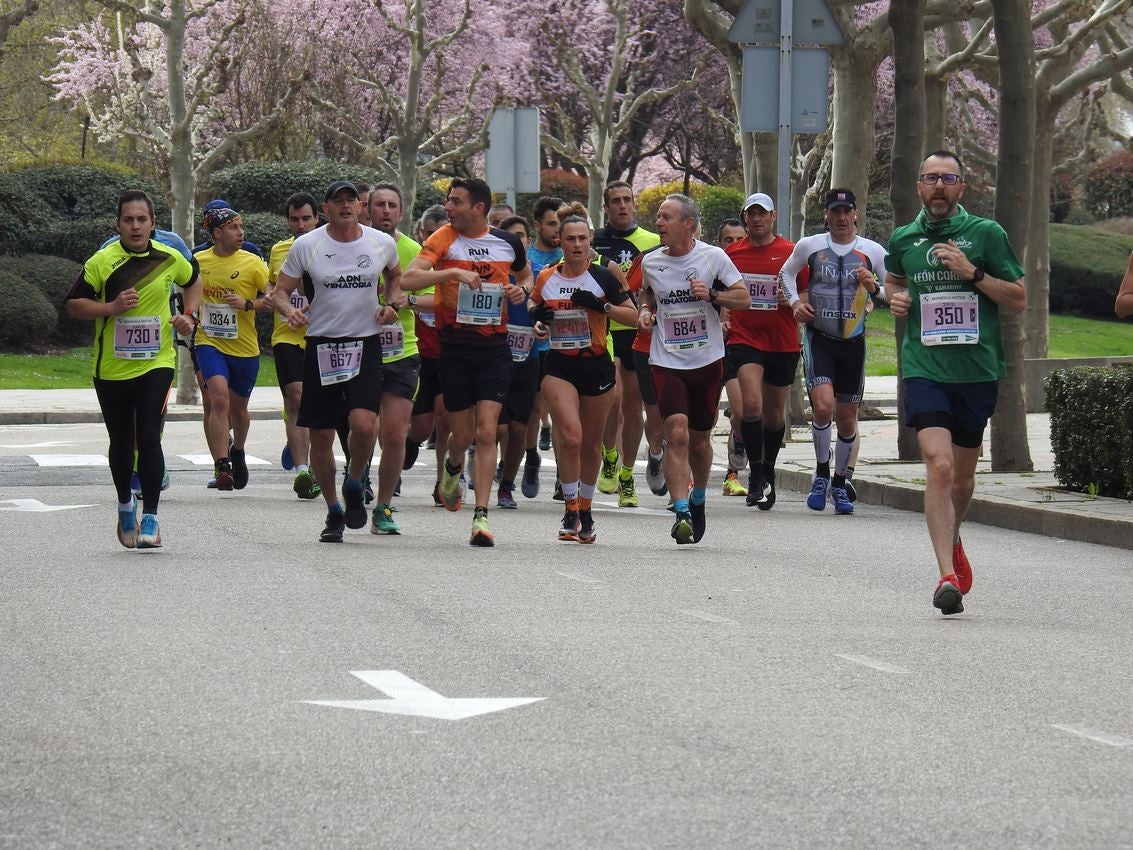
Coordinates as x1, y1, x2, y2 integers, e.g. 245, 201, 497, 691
862, 194, 894, 246
1085, 150, 1133, 220
0, 254, 85, 344
240, 212, 289, 256
1046, 365, 1133, 499
0, 270, 58, 350
699, 185, 746, 245
1048, 223, 1133, 318
31, 219, 116, 264
202, 161, 384, 214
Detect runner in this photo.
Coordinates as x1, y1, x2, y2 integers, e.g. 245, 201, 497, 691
529, 204, 638, 541
66, 189, 200, 548
271, 180, 402, 542
194, 206, 269, 491
780, 188, 887, 515
638, 194, 748, 544
723, 192, 807, 510
625, 247, 669, 501
266, 191, 321, 500
716, 217, 749, 498
886, 151, 1026, 615
401, 177, 532, 547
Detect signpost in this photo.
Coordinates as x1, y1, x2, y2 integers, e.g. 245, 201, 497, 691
485, 107, 541, 210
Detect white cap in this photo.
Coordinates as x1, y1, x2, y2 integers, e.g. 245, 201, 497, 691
742, 192, 775, 212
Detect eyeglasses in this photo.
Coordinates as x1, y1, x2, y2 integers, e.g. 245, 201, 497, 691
918, 173, 962, 185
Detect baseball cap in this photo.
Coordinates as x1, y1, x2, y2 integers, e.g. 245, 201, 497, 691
742, 192, 775, 212
203, 207, 241, 233
325, 180, 359, 202
824, 188, 857, 210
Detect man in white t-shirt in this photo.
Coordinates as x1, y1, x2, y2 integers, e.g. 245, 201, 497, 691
637, 194, 748, 545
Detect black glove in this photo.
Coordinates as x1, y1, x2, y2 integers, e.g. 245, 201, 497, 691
570, 289, 604, 313
530, 303, 555, 325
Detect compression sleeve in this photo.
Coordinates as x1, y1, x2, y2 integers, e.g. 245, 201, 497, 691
778, 237, 812, 306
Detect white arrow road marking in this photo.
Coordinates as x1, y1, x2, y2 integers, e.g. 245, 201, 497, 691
835, 654, 912, 674
303, 670, 544, 721
0, 441, 75, 448
178, 453, 270, 466
1052, 724, 1133, 748
590, 501, 673, 517
0, 498, 94, 512
30, 454, 107, 467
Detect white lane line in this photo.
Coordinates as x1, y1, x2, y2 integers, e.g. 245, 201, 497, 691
555, 571, 602, 584
31, 454, 106, 466
178, 453, 270, 466
835, 654, 912, 674
676, 609, 737, 625
1052, 724, 1133, 748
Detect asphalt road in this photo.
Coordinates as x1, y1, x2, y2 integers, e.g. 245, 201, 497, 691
2, 420, 1132, 848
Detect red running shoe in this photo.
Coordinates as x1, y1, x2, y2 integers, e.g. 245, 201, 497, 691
952, 538, 972, 594
933, 574, 964, 616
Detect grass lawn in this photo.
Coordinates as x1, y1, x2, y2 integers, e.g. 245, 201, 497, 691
0, 348, 279, 390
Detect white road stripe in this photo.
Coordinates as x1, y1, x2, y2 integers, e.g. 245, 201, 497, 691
676, 609, 737, 625
178, 453, 270, 466
835, 654, 912, 674
1052, 724, 1133, 748
590, 501, 672, 517
31, 454, 106, 466
555, 571, 602, 584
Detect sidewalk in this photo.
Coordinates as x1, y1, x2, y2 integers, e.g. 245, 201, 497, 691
3, 380, 1132, 550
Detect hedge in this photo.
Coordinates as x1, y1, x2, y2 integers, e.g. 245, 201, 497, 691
0, 270, 57, 350
0, 254, 85, 344
240, 212, 289, 257
1046, 365, 1133, 499
1048, 223, 1133, 319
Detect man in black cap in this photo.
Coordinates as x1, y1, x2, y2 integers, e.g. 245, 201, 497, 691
779, 188, 887, 515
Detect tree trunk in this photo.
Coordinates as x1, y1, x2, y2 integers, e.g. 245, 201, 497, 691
989, 0, 1035, 472
889, 0, 925, 461
1023, 97, 1055, 359
829, 47, 880, 222
753, 133, 776, 197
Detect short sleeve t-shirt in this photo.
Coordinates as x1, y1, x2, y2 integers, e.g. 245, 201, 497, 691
280, 224, 400, 339
70, 239, 196, 381
887, 206, 1024, 383
532, 263, 628, 357
268, 236, 309, 348
724, 235, 806, 353
594, 224, 660, 332
195, 247, 269, 357
642, 240, 741, 370
377, 232, 422, 363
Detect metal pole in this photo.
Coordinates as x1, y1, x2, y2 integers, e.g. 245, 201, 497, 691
777, 0, 793, 231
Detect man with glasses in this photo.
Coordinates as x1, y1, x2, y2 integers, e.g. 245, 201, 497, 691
885, 150, 1026, 616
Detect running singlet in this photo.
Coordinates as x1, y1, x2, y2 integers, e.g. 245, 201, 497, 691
417, 224, 528, 345
268, 236, 309, 348
527, 244, 563, 277
594, 223, 660, 332
280, 224, 400, 339
69, 239, 197, 380
725, 235, 806, 353
195, 247, 268, 357
780, 234, 886, 340
377, 232, 422, 363
886, 205, 1024, 383
642, 240, 741, 370
531, 263, 628, 357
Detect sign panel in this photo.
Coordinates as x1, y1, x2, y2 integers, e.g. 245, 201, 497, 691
727, 0, 844, 45
485, 107, 541, 195
740, 47, 831, 133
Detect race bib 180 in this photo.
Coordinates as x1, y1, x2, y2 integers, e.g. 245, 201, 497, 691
456, 283, 504, 326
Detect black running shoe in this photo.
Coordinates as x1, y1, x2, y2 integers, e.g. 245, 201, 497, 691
403, 438, 420, 470
230, 448, 249, 490
320, 509, 346, 543
342, 479, 367, 529
690, 500, 706, 543
845, 476, 858, 502
757, 478, 776, 512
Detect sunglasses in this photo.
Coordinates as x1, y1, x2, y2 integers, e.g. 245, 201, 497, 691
918, 173, 962, 185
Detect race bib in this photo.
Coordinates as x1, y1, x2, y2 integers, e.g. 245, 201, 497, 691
201, 303, 238, 339
316, 340, 364, 386
378, 322, 405, 359
288, 289, 308, 311
417, 310, 436, 328
456, 283, 504, 326
549, 309, 591, 351
507, 323, 536, 362
113, 315, 161, 360
660, 304, 709, 352
744, 274, 779, 310
920, 291, 979, 346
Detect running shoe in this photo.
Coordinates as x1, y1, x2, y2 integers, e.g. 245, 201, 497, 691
597, 447, 619, 494
214, 459, 234, 491
371, 503, 401, 535
207, 475, 219, 489
806, 475, 830, 511
671, 511, 694, 545
131, 472, 142, 499
645, 445, 667, 496
722, 471, 748, 497
832, 486, 854, 515
618, 474, 638, 507
403, 438, 420, 470
466, 446, 476, 490
293, 469, 320, 500
521, 450, 541, 498
432, 482, 443, 507
137, 513, 161, 549
727, 432, 747, 471
553, 479, 564, 502
161, 468, 170, 491
690, 501, 706, 543
745, 470, 769, 507
498, 482, 518, 509
758, 475, 777, 512
393, 475, 401, 497
539, 424, 552, 451
362, 464, 374, 504
342, 478, 367, 528
495, 461, 503, 484
281, 443, 295, 470
116, 496, 138, 549
933, 574, 964, 615
953, 537, 973, 594
320, 508, 346, 543
558, 510, 581, 541
577, 509, 596, 544
438, 463, 463, 511
470, 509, 494, 547
845, 475, 857, 503
230, 448, 249, 490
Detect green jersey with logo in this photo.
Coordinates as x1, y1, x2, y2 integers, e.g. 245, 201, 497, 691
376, 232, 422, 363
886, 206, 1023, 383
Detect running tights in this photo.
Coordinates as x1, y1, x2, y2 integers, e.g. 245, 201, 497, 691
94, 368, 173, 514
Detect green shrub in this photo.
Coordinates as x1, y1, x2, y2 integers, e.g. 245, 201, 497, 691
31, 219, 115, 264
0, 270, 57, 350
1085, 150, 1133, 220
1046, 365, 1133, 499
1048, 223, 1133, 318
240, 212, 289, 256
698, 185, 746, 244
412, 180, 446, 221
636, 180, 701, 229
862, 194, 894, 246
203, 161, 388, 214
0, 254, 85, 344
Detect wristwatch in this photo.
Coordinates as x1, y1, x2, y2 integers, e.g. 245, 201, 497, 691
603, 301, 612, 315
407, 294, 418, 307
970, 268, 985, 285
244, 299, 254, 311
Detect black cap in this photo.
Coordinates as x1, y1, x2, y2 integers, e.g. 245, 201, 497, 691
824, 188, 856, 210
325, 180, 359, 202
